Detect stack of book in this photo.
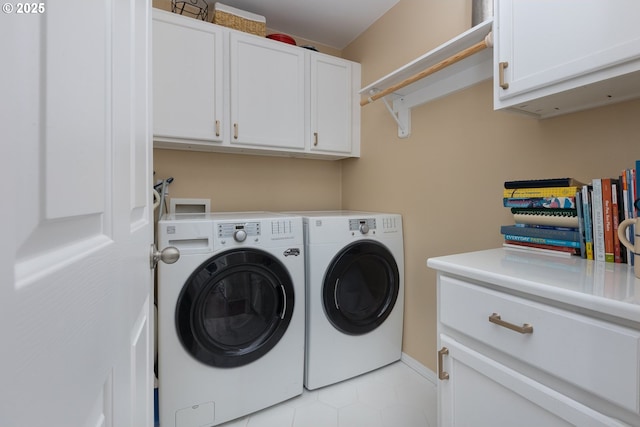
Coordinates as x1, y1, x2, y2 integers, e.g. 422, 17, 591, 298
581, 166, 637, 263
501, 177, 585, 257
501, 164, 639, 262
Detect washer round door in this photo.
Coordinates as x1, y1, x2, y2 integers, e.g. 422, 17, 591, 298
322, 241, 400, 335
175, 249, 295, 368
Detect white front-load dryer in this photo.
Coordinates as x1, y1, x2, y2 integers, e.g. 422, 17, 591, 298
157, 212, 305, 427
292, 211, 404, 390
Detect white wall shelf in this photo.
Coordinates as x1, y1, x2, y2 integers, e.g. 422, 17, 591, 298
359, 19, 493, 138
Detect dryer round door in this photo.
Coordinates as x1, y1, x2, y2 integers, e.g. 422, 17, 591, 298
322, 241, 400, 335
175, 248, 295, 368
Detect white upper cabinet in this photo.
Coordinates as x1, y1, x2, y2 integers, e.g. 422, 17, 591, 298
310, 53, 361, 156
494, 0, 640, 118
152, 9, 360, 159
153, 11, 224, 143
230, 32, 306, 151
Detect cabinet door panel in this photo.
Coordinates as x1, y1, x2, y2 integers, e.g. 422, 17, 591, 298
439, 335, 628, 427
153, 11, 224, 143
311, 55, 352, 154
495, 0, 640, 115
230, 33, 305, 150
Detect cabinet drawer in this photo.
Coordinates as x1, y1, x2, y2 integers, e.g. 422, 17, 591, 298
439, 275, 640, 414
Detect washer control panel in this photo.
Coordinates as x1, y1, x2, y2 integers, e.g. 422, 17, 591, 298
218, 222, 261, 242
349, 218, 376, 234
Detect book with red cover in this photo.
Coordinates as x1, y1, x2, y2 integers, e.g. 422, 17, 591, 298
503, 240, 580, 255
602, 178, 614, 262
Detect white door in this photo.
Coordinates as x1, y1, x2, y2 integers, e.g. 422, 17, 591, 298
1, 1, 154, 427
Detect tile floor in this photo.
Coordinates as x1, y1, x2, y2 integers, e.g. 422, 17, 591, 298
218, 361, 437, 427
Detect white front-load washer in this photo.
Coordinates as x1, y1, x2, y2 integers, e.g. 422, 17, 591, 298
157, 212, 305, 427
292, 211, 404, 390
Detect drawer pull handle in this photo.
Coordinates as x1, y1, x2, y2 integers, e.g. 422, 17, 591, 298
438, 347, 449, 380
489, 313, 533, 334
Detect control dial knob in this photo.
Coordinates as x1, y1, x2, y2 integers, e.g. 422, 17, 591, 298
359, 223, 369, 234
234, 229, 247, 242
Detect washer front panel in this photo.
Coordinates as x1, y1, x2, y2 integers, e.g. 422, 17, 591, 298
175, 248, 295, 368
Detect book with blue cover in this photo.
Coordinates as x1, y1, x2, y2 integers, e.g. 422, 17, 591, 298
500, 224, 581, 242
503, 234, 581, 248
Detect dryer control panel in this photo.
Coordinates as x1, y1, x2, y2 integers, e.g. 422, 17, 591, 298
350, 218, 376, 234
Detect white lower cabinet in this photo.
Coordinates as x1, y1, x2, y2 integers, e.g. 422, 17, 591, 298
429, 249, 640, 427
439, 335, 627, 427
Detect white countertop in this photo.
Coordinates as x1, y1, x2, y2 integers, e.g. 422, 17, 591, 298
427, 248, 640, 324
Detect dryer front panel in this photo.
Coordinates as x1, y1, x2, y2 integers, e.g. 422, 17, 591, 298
175, 248, 295, 368
322, 241, 400, 335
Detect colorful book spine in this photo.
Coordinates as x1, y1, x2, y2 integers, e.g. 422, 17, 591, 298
612, 181, 622, 263
629, 166, 637, 265
504, 178, 585, 189
636, 160, 640, 217
621, 170, 631, 262
503, 241, 580, 256
591, 179, 605, 262
581, 185, 594, 260
602, 178, 614, 262
503, 197, 575, 209
503, 234, 581, 248
575, 190, 586, 258
503, 243, 577, 258
511, 208, 579, 228
512, 224, 578, 231
503, 186, 582, 198
627, 169, 640, 265
500, 224, 580, 242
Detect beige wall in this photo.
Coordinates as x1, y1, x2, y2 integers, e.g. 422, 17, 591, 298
153, 150, 343, 211
153, 0, 640, 374
342, 0, 640, 372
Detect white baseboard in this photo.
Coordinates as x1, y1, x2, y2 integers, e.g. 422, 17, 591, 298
401, 352, 437, 386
